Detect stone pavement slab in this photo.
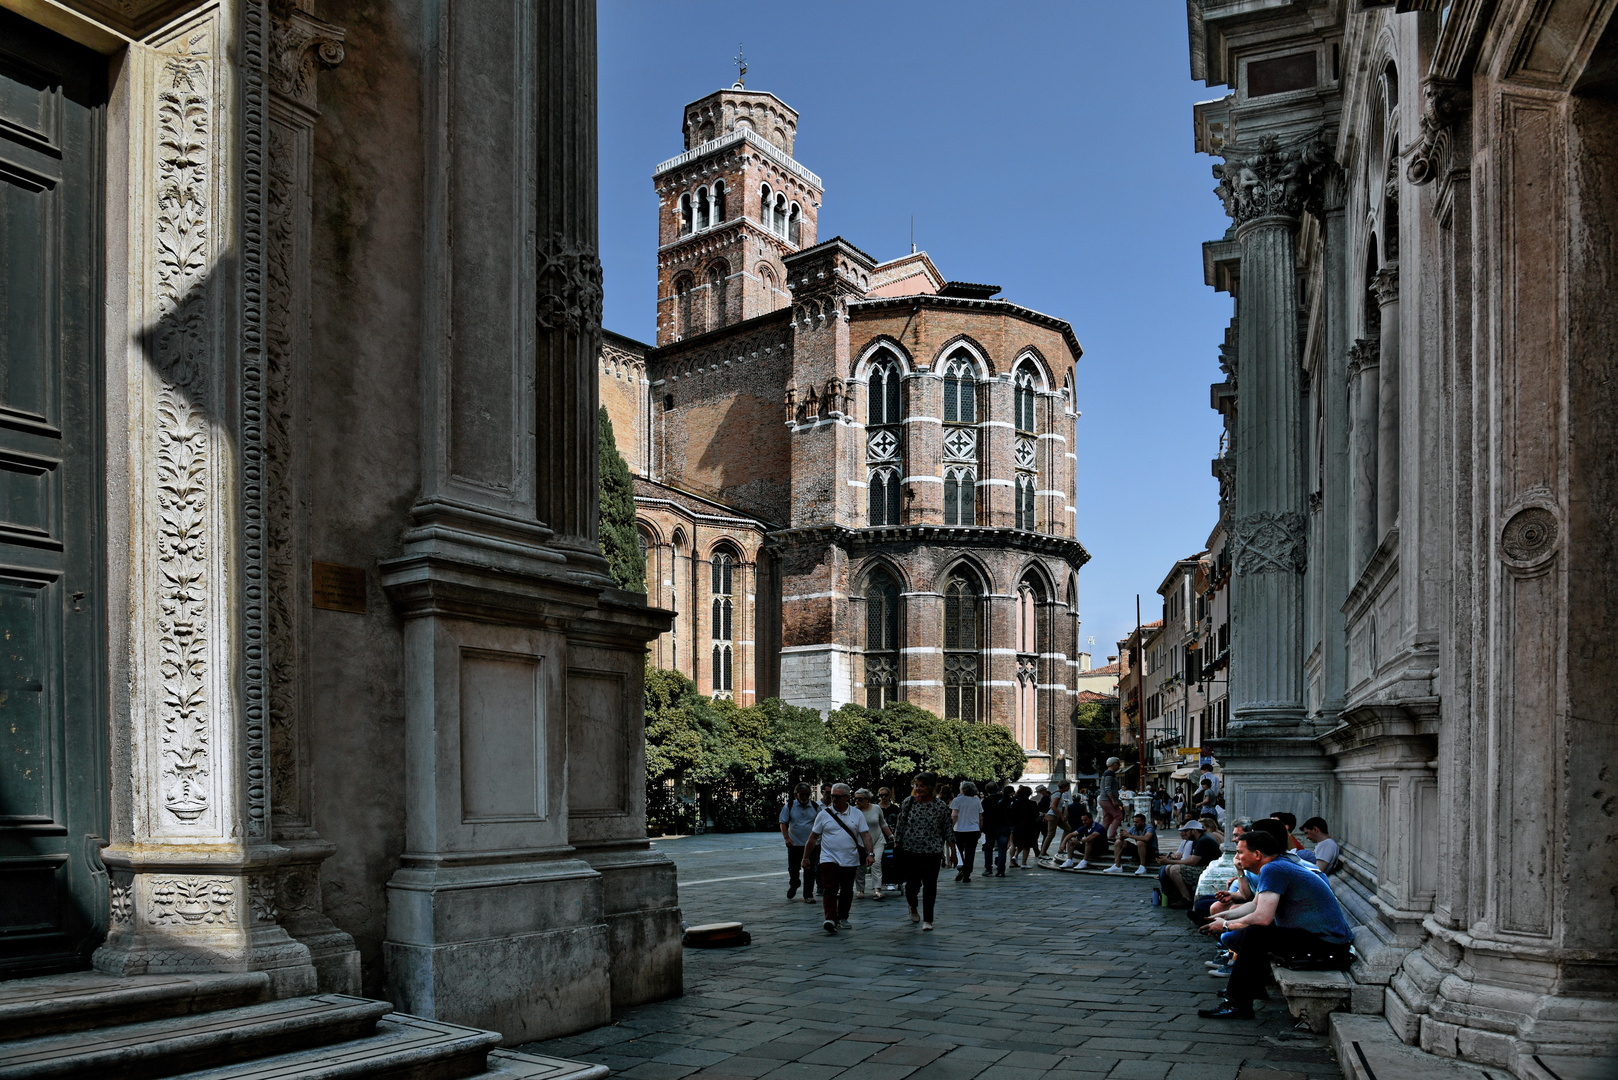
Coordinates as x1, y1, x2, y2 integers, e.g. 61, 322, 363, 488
515, 835, 1344, 1080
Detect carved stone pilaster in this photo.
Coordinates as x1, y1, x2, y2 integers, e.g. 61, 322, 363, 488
1213, 133, 1336, 227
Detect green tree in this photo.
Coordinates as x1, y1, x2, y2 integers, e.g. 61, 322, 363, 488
1070, 700, 1117, 777
643, 666, 730, 832
597, 406, 644, 592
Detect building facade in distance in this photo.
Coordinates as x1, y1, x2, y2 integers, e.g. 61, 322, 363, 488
602, 83, 1092, 780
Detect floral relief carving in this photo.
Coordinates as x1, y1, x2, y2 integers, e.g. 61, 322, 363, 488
1232, 510, 1308, 575
1213, 134, 1335, 226
153, 33, 214, 825
247, 876, 279, 923
151, 877, 236, 925
536, 233, 604, 336
109, 880, 134, 926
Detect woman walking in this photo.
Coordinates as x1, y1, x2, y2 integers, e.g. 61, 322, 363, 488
893, 771, 954, 930
1010, 785, 1041, 868
853, 789, 891, 900
950, 781, 983, 883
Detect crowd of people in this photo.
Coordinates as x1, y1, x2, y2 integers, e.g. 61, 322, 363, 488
774, 757, 1355, 1021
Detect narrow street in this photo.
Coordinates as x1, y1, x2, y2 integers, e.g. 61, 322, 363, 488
517, 834, 1341, 1080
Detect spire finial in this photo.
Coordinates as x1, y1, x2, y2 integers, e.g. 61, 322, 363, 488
734, 43, 747, 88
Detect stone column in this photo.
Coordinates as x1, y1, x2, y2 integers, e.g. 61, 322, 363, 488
95, 1, 316, 996
1372, 266, 1401, 540
261, 0, 361, 995
1348, 339, 1381, 574
1207, 134, 1335, 823
1318, 171, 1351, 720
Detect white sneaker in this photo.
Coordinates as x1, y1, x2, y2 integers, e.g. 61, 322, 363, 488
1102, 866, 1124, 875
1060, 860, 1079, 869
1134, 865, 1149, 876
1075, 859, 1089, 870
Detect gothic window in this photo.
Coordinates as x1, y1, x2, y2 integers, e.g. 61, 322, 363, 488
773, 193, 788, 236
758, 264, 778, 313
1014, 358, 1040, 531
713, 180, 726, 223
671, 529, 686, 674
707, 261, 729, 327
864, 569, 901, 709
1016, 474, 1036, 531
674, 274, 697, 337
788, 202, 801, 245
710, 546, 737, 695
867, 353, 904, 526
696, 186, 710, 230
1014, 359, 1039, 434
759, 182, 772, 228
944, 467, 976, 526
943, 571, 982, 721
869, 467, 900, 527
679, 193, 693, 237
942, 355, 976, 424
1015, 577, 1045, 751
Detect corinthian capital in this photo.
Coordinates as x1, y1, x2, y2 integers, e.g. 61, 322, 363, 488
1213, 134, 1336, 227
1346, 337, 1380, 379
1371, 266, 1400, 306
270, 0, 346, 110
1406, 79, 1466, 187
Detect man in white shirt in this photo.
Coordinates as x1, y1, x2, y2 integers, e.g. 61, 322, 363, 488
804, 783, 872, 934
1302, 817, 1341, 875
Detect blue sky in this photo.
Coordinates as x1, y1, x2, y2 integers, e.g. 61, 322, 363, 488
599, 1, 1234, 656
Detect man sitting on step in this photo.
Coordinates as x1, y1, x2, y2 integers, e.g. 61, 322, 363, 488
1195, 829, 1354, 1020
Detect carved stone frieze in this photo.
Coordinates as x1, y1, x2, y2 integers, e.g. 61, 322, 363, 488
152, 31, 216, 827
1231, 510, 1308, 575
1213, 134, 1336, 227
268, 0, 346, 111
151, 877, 236, 925
536, 233, 605, 336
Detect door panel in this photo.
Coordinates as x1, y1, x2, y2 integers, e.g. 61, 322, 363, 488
0, 9, 107, 977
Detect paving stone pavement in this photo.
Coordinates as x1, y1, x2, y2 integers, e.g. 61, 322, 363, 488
516, 833, 1344, 1080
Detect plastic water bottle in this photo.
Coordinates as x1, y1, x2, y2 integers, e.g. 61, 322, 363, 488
1151, 888, 1162, 907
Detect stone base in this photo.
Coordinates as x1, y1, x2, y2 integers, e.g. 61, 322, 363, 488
383, 857, 612, 1044
570, 845, 683, 1008
93, 925, 317, 999
1205, 728, 1333, 825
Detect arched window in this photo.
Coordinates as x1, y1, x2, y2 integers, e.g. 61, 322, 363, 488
1014, 359, 1039, 434
943, 571, 982, 721
1015, 474, 1036, 531
869, 466, 900, 527
942, 354, 976, 424
710, 547, 736, 695
773, 193, 788, 237
707, 261, 729, 327
759, 183, 772, 230
944, 466, 976, 526
713, 180, 726, 224
671, 529, 687, 674
674, 274, 696, 337
864, 569, 901, 709
696, 186, 710, 230
867, 353, 904, 526
788, 202, 801, 245
758, 264, 778, 313
679, 193, 693, 237
1015, 577, 1044, 751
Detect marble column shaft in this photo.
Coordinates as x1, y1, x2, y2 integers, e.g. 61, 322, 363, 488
1349, 340, 1381, 573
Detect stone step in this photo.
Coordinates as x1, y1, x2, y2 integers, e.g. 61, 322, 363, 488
1270, 962, 1353, 1033
165, 1012, 506, 1080
0, 971, 273, 1042
0, 994, 392, 1080
1331, 1014, 1511, 1080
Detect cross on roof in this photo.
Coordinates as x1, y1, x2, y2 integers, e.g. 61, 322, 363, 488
734, 43, 746, 88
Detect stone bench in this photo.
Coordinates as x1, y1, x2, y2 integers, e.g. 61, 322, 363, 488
1271, 963, 1354, 1033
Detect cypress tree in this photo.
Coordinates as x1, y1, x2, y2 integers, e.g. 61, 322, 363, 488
598, 407, 645, 592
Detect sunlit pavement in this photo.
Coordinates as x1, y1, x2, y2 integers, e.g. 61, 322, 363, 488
515, 832, 1342, 1080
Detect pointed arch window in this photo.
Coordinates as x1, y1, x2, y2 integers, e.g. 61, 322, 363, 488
1015, 578, 1044, 751
711, 547, 736, 696
942, 355, 977, 424
696, 186, 710, 230
943, 571, 982, 721
864, 569, 901, 709
1014, 359, 1040, 531
867, 353, 904, 526
707, 261, 729, 328
1015, 474, 1036, 531
868, 467, 901, 527
944, 467, 976, 526
674, 274, 696, 338
1014, 359, 1039, 434
788, 202, 801, 245
679, 193, 693, 237
713, 180, 726, 224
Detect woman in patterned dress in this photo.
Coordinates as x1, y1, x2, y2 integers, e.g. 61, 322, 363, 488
893, 771, 955, 930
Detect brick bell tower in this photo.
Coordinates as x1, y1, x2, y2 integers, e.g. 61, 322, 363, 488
652, 78, 822, 345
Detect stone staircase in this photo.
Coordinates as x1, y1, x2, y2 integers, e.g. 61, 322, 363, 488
0, 972, 610, 1080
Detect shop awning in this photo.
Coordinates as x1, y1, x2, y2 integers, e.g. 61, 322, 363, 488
1169, 767, 1194, 780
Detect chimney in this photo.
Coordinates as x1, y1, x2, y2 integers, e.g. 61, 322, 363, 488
1078, 652, 1092, 672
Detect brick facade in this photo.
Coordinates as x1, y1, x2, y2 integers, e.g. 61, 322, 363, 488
603, 85, 1093, 780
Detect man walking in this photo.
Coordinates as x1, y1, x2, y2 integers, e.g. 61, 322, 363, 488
778, 783, 820, 904
1098, 757, 1125, 840
804, 783, 872, 934
1040, 780, 1073, 857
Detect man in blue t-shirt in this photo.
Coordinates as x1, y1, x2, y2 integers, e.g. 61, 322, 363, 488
779, 784, 821, 903
1195, 829, 1353, 1019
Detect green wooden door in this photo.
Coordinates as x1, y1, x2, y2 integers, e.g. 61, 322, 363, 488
0, 11, 108, 976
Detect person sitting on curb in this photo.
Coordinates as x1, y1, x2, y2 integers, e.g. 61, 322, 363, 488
1102, 813, 1157, 875
1196, 829, 1354, 1019
1156, 819, 1223, 906
1058, 811, 1109, 868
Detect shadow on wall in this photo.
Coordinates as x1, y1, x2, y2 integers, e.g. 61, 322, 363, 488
688, 391, 791, 521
